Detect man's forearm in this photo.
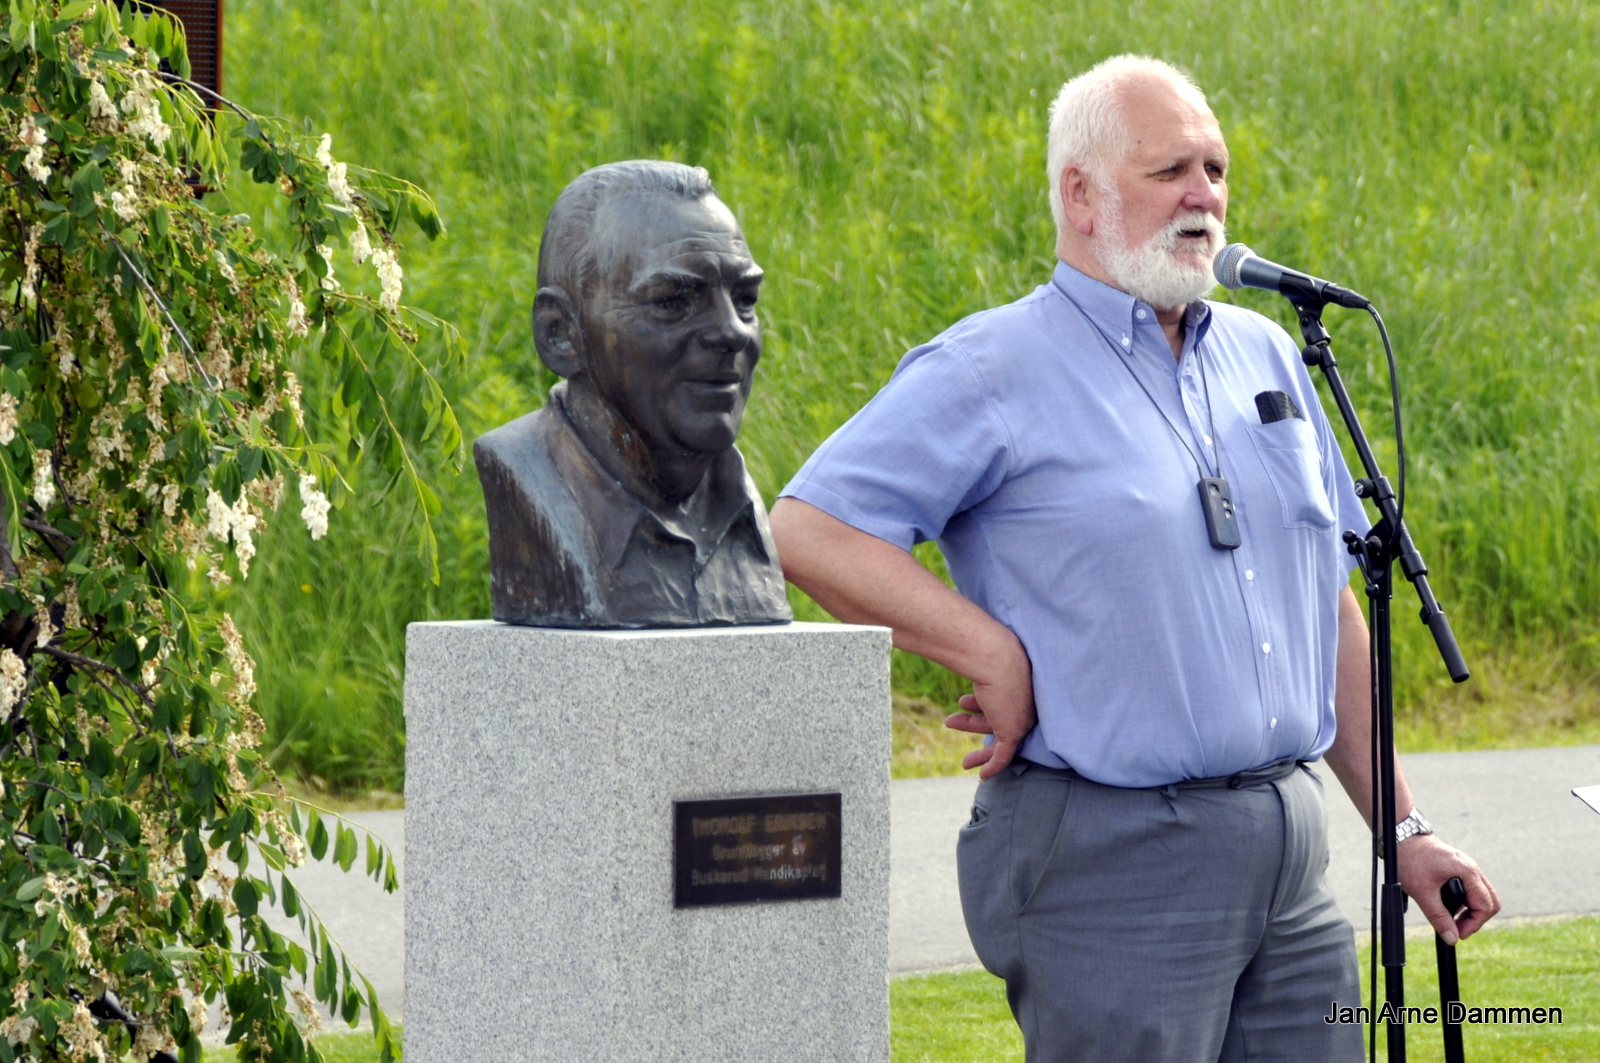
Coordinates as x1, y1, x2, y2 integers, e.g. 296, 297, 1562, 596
1322, 585, 1417, 827
770, 498, 1017, 682
769, 497, 1035, 776
1324, 583, 1501, 940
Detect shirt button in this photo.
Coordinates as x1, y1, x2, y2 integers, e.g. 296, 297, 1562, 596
1120, 335, 1131, 347
1136, 308, 1147, 320
1246, 569, 1254, 580
1271, 717, 1278, 728
1203, 434, 1213, 446
1261, 642, 1272, 654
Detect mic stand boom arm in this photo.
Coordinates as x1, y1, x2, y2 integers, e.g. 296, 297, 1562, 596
1289, 298, 1470, 1063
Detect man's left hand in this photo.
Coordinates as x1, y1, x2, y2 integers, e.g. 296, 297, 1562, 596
1398, 834, 1501, 944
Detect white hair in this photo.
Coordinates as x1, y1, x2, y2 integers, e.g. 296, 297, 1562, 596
1045, 55, 1211, 240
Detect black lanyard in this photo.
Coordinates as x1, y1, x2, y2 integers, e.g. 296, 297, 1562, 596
1063, 294, 1242, 550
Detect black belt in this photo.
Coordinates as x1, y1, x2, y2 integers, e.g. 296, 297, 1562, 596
1014, 756, 1303, 791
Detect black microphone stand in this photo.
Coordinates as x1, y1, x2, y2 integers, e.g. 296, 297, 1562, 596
1289, 297, 1470, 1063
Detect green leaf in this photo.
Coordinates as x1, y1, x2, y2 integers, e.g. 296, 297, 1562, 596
307, 813, 329, 862
365, 834, 381, 878
15, 875, 47, 902
281, 875, 299, 918
334, 824, 357, 873
233, 878, 258, 919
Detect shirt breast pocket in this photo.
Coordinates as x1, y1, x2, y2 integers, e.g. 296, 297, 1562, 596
1247, 419, 1337, 531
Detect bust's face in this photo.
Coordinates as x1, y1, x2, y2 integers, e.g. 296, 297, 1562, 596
577, 193, 763, 457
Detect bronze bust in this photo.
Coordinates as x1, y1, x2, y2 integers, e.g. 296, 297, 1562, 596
475, 161, 792, 628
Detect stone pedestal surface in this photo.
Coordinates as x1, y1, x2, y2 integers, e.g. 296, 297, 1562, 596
404, 620, 892, 1063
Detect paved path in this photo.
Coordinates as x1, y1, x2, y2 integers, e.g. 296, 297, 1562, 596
273, 745, 1600, 1022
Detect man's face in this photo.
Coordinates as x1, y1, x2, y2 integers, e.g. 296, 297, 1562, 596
578, 193, 763, 457
1092, 79, 1229, 309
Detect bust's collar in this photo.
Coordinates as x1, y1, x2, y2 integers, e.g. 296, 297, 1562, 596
546, 382, 762, 572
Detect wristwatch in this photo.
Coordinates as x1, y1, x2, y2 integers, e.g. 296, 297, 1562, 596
1395, 807, 1433, 845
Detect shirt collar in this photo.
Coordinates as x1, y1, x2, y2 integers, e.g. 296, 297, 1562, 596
546, 383, 763, 573
1049, 259, 1215, 349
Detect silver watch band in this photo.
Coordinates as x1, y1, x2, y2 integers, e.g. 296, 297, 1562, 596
1395, 807, 1433, 845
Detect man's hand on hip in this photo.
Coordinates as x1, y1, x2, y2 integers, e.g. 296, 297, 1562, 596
944, 647, 1036, 778
1398, 834, 1501, 945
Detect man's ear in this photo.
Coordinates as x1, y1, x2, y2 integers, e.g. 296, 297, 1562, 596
1060, 164, 1099, 237
533, 286, 585, 378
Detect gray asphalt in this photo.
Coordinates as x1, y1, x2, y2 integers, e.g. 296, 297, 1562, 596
268, 744, 1600, 1024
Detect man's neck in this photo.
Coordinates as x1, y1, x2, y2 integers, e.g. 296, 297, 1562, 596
1155, 304, 1186, 361
559, 378, 715, 514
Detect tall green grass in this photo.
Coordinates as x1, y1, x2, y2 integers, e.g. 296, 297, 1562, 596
220, 0, 1600, 790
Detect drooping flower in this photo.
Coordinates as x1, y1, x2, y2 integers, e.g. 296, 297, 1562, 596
370, 245, 403, 312
31, 449, 54, 510
0, 392, 18, 445
285, 277, 309, 338
0, 649, 27, 714
18, 114, 50, 181
317, 244, 339, 291
299, 473, 330, 540
88, 78, 118, 120
121, 77, 171, 147
349, 220, 372, 265
20, 222, 41, 300
316, 133, 355, 207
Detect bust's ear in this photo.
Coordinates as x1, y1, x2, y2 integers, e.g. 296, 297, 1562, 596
533, 286, 585, 378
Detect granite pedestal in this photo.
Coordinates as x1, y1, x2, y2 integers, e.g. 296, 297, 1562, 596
404, 620, 892, 1063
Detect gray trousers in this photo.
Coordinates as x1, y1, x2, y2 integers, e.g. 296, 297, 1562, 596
957, 758, 1363, 1063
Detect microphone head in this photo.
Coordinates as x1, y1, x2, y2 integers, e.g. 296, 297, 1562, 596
1214, 243, 1255, 290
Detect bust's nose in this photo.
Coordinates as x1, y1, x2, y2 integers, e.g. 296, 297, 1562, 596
700, 287, 759, 355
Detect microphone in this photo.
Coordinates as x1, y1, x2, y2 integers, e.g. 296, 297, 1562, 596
1213, 244, 1372, 310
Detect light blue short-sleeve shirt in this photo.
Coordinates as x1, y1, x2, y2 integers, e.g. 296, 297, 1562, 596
782, 261, 1369, 788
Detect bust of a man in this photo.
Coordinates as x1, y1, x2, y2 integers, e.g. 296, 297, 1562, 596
474, 161, 792, 628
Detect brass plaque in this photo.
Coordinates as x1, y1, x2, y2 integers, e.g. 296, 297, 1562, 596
673, 793, 842, 908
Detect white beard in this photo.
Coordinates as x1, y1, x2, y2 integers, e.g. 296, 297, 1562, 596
1095, 193, 1226, 311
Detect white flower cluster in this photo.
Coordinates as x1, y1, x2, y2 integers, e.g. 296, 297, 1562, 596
88, 77, 118, 121
1, 977, 37, 1044
18, 113, 50, 181
55, 324, 77, 377
0, 392, 18, 445
317, 243, 339, 291
299, 473, 330, 540
349, 220, 372, 265
65, 1000, 107, 1062
32, 449, 55, 510
219, 614, 256, 708
120, 74, 171, 147
205, 489, 259, 578
285, 276, 309, 338
20, 221, 41, 301
316, 133, 355, 208
371, 245, 403, 312
109, 156, 140, 223
0, 649, 26, 714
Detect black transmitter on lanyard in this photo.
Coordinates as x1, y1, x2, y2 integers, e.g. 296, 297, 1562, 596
1199, 477, 1242, 549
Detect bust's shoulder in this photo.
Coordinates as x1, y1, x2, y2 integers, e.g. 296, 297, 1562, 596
474, 405, 563, 469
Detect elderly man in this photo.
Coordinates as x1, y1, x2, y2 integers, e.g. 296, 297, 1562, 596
476, 160, 790, 628
772, 56, 1499, 1060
